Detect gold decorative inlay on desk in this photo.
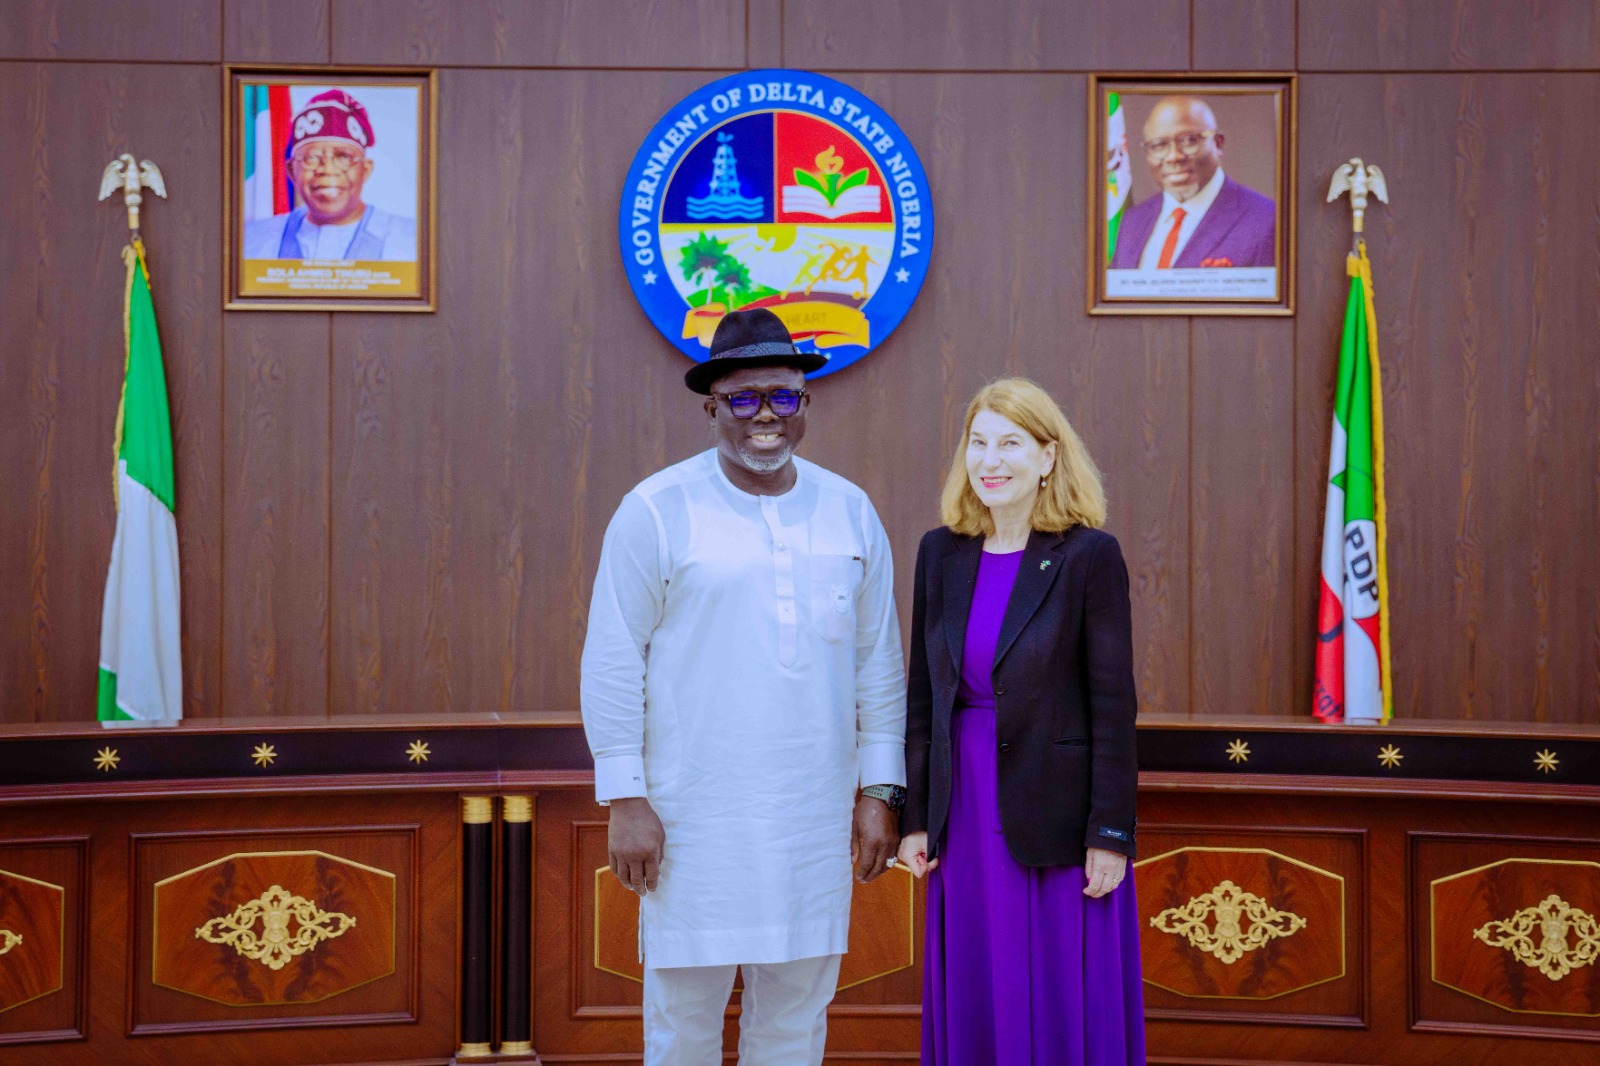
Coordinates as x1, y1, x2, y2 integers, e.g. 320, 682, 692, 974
1377, 744, 1403, 769
1150, 879, 1307, 964
195, 884, 355, 970
251, 743, 278, 768
93, 746, 120, 772
1473, 895, 1599, 981
1225, 739, 1250, 764
1534, 749, 1560, 774
0, 929, 20, 955
406, 739, 431, 764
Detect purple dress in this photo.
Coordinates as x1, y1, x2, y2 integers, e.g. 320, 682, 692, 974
922, 550, 1146, 1065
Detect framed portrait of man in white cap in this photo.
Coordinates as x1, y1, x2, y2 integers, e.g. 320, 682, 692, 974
225, 67, 437, 311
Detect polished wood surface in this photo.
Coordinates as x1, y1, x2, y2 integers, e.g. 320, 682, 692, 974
3, 2, 1598, 730
0, 734, 1595, 1062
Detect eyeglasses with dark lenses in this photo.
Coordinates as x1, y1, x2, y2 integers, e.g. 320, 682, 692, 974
715, 388, 807, 419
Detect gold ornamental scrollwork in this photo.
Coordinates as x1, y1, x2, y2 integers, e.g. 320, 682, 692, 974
1150, 879, 1307, 964
194, 884, 355, 970
0, 929, 19, 955
1473, 894, 1600, 981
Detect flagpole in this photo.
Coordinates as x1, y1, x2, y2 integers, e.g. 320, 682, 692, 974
1327, 159, 1393, 720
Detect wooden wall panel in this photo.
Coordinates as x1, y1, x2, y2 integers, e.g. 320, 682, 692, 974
1193, 0, 1296, 71
0, 837, 86, 1046
1190, 320, 1294, 717
1413, 835, 1600, 1039
224, 0, 330, 64
0, 793, 458, 1065
0, 0, 218, 61
1134, 828, 1364, 1022
2, 0, 1600, 732
223, 314, 330, 718
800, 72, 1192, 716
331, 0, 746, 68
329, 69, 719, 716
1294, 73, 1600, 723
0, 62, 222, 724
1300, 0, 1600, 72
132, 829, 415, 1032
783, 0, 1191, 71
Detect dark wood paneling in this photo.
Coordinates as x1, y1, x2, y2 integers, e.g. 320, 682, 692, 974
1191, 319, 1294, 717
134, 829, 414, 1030
0, 837, 86, 1045
798, 72, 1191, 716
747, 0, 783, 68
1135, 828, 1363, 1019
1416, 837, 1600, 1033
1294, 73, 1600, 724
329, 69, 719, 716
224, 0, 330, 64
0, 0, 218, 61
1301, 0, 1600, 72
0, 794, 456, 1065
330, 0, 745, 68
782, 0, 1190, 71
223, 314, 331, 719
0, 63, 222, 725
1193, 0, 1295, 71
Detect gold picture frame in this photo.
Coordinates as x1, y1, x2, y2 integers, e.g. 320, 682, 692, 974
1087, 73, 1296, 316
223, 65, 439, 312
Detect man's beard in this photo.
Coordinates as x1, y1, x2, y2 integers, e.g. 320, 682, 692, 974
735, 440, 793, 473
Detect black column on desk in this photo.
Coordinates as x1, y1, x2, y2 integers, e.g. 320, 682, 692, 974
499, 794, 535, 1057
458, 795, 494, 1059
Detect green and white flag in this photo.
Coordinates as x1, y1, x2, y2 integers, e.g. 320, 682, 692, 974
1105, 91, 1133, 265
97, 240, 182, 723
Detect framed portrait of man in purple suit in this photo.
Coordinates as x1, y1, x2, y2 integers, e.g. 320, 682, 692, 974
1089, 75, 1295, 316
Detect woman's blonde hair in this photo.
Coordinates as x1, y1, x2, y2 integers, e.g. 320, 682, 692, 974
939, 377, 1107, 537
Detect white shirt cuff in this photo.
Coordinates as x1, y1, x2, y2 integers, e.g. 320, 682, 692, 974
594, 754, 648, 803
857, 742, 906, 789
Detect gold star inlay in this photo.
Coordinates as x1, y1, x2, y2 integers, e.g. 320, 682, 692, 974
1225, 739, 1250, 764
93, 746, 120, 772
406, 740, 431, 765
251, 743, 278, 768
1377, 744, 1403, 769
1534, 749, 1559, 774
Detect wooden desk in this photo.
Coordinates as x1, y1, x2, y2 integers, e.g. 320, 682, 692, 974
1, 715, 1597, 1064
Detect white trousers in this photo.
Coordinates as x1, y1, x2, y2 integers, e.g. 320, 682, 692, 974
642, 953, 842, 1066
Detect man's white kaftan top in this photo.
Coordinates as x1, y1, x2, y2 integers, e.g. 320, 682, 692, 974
580, 450, 906, 968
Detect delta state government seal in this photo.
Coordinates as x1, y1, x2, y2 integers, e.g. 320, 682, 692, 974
619, 70, 933, 378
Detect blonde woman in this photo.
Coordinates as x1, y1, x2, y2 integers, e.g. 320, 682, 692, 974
897, 378, 1145, 1064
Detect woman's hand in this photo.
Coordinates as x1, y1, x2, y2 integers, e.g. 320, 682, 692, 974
1083, 846, 1127, 898
895, 832, 938, 878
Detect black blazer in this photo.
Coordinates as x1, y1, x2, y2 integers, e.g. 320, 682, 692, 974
902, 524, 1138, 867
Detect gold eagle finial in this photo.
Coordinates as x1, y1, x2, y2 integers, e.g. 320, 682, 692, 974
1326, 157, 1388, 236
99, 153, 167, 233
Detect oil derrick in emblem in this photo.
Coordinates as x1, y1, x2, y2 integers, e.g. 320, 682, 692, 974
687, 132, 764, 221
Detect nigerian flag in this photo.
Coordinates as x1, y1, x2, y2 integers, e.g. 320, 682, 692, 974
1314, 241, 1391, 723
97, 240, 183, 723
1105, 92, 1133, 265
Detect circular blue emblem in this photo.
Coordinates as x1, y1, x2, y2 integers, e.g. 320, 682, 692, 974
619, 70, 933, 379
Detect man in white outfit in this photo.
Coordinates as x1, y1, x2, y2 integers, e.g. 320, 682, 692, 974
581, 308, 906, 1064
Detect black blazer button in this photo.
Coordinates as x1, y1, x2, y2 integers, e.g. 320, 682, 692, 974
995, 685, 1006, 696
999, 742, 1011, 753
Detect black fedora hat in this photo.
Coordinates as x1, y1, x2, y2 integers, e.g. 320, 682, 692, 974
683, 308, 828, 394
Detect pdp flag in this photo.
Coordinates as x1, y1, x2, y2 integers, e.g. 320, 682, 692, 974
97, 240, 183, 723
1313, 243, 1391, 723
1105, 92, 1132, 265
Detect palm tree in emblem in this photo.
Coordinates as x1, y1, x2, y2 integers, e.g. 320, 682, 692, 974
712, 256, 752, 307
679, 232, 729, 300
